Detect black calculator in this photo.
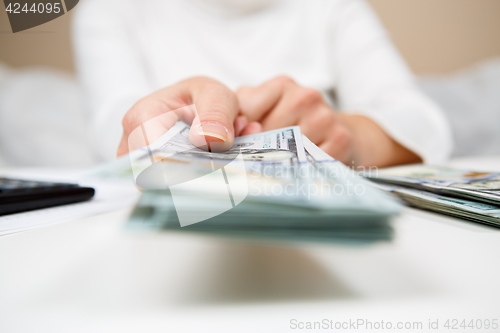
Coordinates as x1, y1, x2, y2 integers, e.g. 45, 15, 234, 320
0, 178, 95, 216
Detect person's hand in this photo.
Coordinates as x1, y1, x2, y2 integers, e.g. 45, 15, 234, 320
117, 77, 239, 156
237, 76, 421, 167
237, 76, 356, 163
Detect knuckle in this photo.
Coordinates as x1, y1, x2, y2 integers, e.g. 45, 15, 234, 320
122, 98, 161, 130
187, 76, 215, 85
272, 75, 295, 88
121, 109, 136, 130
236, 86, 252, 105
290, 88, 323, 109
236, 85, 251, 95
296, 88, 322, 105
331, 126, 353, 150
301, 107, 333, 130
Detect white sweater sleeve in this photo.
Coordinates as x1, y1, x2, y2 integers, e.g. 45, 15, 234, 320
72, 0, 152, 161
332, 0, 453, 164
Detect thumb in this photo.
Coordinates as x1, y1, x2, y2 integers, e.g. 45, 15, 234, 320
185, 78, 239, 151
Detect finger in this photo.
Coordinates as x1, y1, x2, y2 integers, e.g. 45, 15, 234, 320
260, 86, 323, 131
239, 121, 263, 136
183, 78, 239, 151
122, 77, 238, 153
237, 76, 295, 122
296, 106, 337, 145
318, 124, 354, 164
117, 134, 129, 157
118, 97, 190, 156
234, 115, 248, 137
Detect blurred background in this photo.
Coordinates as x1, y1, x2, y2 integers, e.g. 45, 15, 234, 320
1, 0, 499, 167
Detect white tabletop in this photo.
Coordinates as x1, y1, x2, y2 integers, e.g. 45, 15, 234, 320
1, 157, 500, 333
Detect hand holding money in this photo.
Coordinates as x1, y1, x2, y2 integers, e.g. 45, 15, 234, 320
117, 75, 421, 168
237, 76, 422, 167
237, 76, 355, 164
117, 77, 240, 156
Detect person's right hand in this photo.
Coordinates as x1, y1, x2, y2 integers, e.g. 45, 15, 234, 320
117, 77, 239, 156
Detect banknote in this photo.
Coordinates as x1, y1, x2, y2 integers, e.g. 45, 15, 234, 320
133, 121, 401, 210
85, 121, 303, 180
373, 182, 500, 227
119, 121, 399, 209
124, 123, 401, 243
127, 189, 395, 244
366, 164, 500, 206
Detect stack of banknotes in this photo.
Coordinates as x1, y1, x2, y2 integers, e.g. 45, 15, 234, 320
366, 165, 500, 227
121, 121, 402, 243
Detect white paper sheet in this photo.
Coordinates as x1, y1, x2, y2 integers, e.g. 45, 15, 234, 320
0, 169, 140, 236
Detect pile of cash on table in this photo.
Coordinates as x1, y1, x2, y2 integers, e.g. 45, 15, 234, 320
123, 121, 401, 244
367, 165, 500, 227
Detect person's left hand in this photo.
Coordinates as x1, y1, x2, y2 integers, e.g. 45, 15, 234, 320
236, 76, 422, 167
236, 76, 356, 164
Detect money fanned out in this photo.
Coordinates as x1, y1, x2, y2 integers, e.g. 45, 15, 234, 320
123, 121, 401, 244
367, 165, 500, 227
373, 183, 500, 227
367, 165, 500, 205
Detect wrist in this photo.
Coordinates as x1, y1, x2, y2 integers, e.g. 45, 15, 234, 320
338, 113, 421, 168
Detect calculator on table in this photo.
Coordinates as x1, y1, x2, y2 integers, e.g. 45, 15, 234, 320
0, 178, 95, 216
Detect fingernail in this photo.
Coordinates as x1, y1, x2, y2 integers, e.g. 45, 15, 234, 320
196, 122, 229, 142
